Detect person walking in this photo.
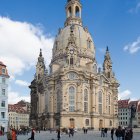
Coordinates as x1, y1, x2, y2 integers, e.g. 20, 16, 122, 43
7, 129, 12, 140
111, 128, 114, 140
104, 128, 108, 137
12, 129, 16, 140
115, 126, 122, 140
57, 128, 61, 140
101, 128, 105, 137
28, 129, 35, 140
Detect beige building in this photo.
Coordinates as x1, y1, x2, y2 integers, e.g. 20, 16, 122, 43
29, 0, 119, 129
8, 105, 29, 129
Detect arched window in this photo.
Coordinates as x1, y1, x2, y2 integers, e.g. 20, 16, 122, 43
84, 89, 88, 113
57, 91, 61, 113
70, 57, 73, 65
85, 119, 89, 126
75, 6, 80, 17
98, 91, 102, 114
108, 94, 111, 105
68, 6, 72, 17
70, 118, 75, 128
69, 86, 75, 112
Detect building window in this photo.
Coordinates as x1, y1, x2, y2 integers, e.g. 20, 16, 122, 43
57, 91, 61, 113
109, 106, 111, 114
2, 68, 5, 74
98, 91, 102, 114
75, 6, 80, 17
110, 120, 112, 126
70, 118, 75, 128
2, 78, 6, 84
2, 89, 5, 95
84, 89, 88, 113
1, 112, 5, 118
1, 101, 5, 107
108, 94, 111, 105
70, 57, 73, 65
85, 119, 89, 126
69, 86, 75, 112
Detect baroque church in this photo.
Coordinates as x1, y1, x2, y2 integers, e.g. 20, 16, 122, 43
29, 0, 119, 129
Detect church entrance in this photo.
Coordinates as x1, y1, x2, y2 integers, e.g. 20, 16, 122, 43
70, 118, 75, 128
99, 119, 103, 129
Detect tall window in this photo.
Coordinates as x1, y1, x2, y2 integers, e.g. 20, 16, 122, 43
98, 91, 102, 114
84, 89, 88, 113
108, 94, 111, 105
85, 119, 89, 126
68, 6, 72, 17
1, 101, 5, 107
108, 94, 111, 114
1, 112, 5, 118
2, 89, 5, 95
57, 92, 61, 113
70, 57, 73, 65
69, 86, 75, 112
75, 6, 80, 17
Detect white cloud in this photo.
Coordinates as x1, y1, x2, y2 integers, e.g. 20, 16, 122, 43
129, 2, 140, 13
0, 16, 54, 77
124, 37, 140, 54
118, 90, 132, 100
8, 91, 30, 104
15, 80, 30, 87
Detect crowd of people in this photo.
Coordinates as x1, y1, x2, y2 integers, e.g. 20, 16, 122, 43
100, 126, 133, 140
4, 125, 135, 140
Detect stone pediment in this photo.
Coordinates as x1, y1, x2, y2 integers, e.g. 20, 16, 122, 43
95, 74, 111, 85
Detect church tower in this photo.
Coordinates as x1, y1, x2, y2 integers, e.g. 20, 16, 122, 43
103, 47, 113, 79
30, 0, 119, 130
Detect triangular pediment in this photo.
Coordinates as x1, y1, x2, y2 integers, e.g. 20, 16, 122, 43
95, 74, 111, 84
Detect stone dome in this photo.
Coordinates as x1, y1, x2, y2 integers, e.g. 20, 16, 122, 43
52, 24, 95, 60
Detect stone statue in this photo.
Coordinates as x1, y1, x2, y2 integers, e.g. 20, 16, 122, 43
131, 104, 136, 118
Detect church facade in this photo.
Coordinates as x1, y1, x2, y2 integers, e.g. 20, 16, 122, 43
29, 0, 119, 129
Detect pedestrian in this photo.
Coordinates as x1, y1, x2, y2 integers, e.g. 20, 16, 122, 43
7, 129, 12, 140
28, 129, 35, 140
125, 129, 131, 140
69, 128, 74, 137
115, 126, 122, 140
104, 128, 108, 137
129, 128, 133, 140
57, 128, 61, 140
122, 127, 125, 140
12, 129, 16, 140
111, 128, 114, 140
101, 128, 105, 137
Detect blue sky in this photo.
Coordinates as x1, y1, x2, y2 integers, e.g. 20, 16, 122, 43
0, 0, 140, 103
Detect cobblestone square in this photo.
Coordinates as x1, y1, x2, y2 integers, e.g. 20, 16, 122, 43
0, 131, 140, 140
